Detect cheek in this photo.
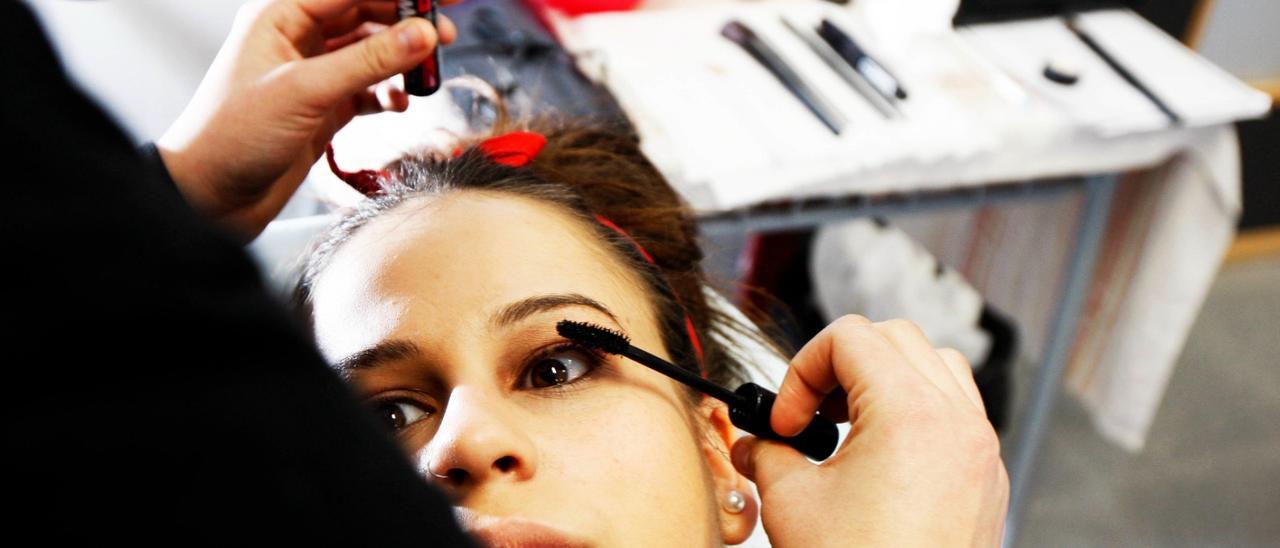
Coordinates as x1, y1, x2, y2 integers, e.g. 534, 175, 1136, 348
529, 383, 716, 543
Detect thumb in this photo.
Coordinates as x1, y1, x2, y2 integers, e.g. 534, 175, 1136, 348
731, 435, 812, 493
296, 18, 438, 108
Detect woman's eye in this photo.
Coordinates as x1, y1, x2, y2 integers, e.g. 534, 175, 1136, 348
374, 401, 433, 432
525, 349, 596, 389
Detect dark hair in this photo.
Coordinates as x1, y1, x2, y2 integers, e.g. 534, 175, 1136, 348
294, 118, 779, 393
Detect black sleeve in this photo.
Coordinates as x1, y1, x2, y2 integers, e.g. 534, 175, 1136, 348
2, 5, 473, 545
137, 141, 184, 197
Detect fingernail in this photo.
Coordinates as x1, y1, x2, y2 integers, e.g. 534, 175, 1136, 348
398, 21, 428, 53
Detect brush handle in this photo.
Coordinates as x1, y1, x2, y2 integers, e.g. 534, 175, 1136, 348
730, 382, 838, 461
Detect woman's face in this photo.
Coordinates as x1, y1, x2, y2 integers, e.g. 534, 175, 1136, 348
310, 191, 756, 547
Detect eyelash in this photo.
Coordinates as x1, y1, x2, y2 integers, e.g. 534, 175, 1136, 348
367, 340, 609, 432
367, 390, 438, 435
520, 341, 608, 393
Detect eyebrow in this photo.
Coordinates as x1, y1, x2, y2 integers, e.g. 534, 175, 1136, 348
490, 293, 619, 329
333, 293, 619, 372
334, 339, 422, 372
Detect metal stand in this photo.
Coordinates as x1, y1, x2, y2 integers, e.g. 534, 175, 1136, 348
698, 178, 1082, 236
1002, 174, 1116, 546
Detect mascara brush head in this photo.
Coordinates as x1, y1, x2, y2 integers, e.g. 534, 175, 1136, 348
556, 320, 631, 355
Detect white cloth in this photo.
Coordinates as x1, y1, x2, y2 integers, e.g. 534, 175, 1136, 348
1065, 126, 1242, 451
891, 125, 1243, 451
810, 219, 993, 366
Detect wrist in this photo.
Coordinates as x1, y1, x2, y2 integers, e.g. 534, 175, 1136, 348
155, 137, 271, 243
155, 138, 228, 218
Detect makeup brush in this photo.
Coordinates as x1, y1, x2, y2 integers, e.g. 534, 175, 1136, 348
557, 320, 838, 461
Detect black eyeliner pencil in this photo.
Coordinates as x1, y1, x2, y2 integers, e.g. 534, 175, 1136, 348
816, 19, 908, 103
1065, 14, 1181, 126
721, 20, 846, 135
780, 17, 899, 119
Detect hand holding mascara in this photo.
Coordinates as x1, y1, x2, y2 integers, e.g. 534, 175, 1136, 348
557, 320, 839, 461
732, 315, 1008, 547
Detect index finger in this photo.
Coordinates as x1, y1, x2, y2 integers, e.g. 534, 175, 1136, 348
771, 315, 932, 437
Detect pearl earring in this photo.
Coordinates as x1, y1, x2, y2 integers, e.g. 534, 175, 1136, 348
724, 490, 746, 514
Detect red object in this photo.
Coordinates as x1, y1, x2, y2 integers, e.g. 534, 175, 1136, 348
530, 0, 642, 17
471, 131, 547, 167
325, 143, 388, 197
594, 213, 706, 370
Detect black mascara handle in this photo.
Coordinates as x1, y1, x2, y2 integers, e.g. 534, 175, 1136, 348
730, 382, 838, 461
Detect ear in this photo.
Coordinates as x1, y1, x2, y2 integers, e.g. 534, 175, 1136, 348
697, 397, 758, 545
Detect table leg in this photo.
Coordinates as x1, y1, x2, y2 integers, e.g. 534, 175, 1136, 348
1002, 174, 1118, 546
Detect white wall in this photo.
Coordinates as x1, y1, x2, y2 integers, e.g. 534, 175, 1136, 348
26, 0, 243, 142
1197, 0, 1280, 81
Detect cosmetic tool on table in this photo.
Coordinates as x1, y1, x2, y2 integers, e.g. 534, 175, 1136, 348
721, 19, 847, 135
1064, 13, 1181, 126
557, 320, 839, 461
780, 16, 900, 119
816, 19, 908, 106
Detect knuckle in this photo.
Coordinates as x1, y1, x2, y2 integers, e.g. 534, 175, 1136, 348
880, 318, 926, 339
938, 347, 970, 366
360, 36, 395, 75
832, 314, 871, 330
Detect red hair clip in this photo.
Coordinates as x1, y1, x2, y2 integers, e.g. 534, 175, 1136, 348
452, 131, 547, 168
325, 143, 389, 197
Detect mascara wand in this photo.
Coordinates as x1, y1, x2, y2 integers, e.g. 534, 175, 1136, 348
557, 320, 838, 461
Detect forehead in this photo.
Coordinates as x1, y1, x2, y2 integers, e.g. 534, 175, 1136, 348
309, 191, 655, 360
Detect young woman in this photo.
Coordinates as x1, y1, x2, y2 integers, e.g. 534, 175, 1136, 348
295, 122, 772, 545
293, 113, 1008, 545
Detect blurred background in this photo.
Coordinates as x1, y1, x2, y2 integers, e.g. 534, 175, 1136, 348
27, 0, 1278, 545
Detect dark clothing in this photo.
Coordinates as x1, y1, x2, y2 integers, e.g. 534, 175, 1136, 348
4, 4, 472, 544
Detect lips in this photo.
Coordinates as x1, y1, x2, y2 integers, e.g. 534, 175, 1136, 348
454, 508, 591, 548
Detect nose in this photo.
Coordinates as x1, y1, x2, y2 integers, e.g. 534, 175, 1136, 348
419, 385, 537, 494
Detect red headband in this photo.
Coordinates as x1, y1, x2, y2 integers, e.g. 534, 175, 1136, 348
325, 133, 706, 371
592, 214, 706, 368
